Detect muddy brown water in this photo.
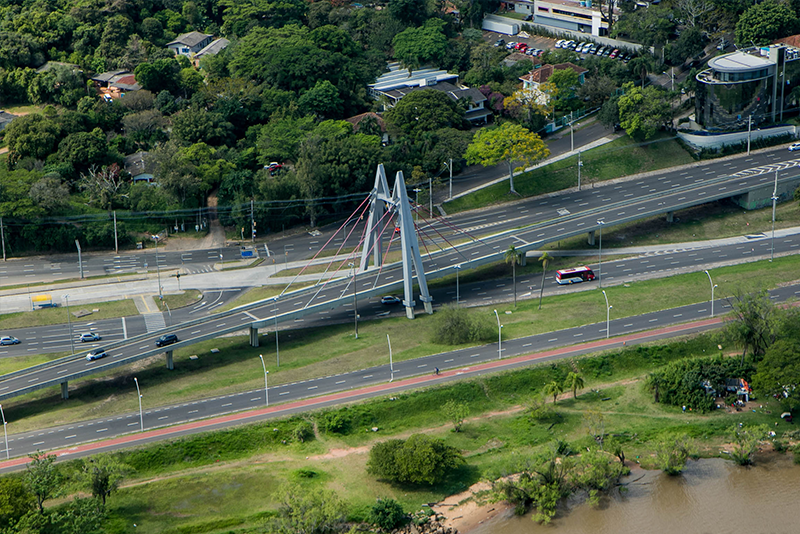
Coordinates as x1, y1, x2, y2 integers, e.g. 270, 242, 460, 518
469, 455, 800, 534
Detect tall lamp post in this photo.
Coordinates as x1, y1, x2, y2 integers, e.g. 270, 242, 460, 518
133, 377, 143, 432
413, 188, 422, 221
771, 169, 778, 262
704, 270, 717, 318
387, 334, 394, 382
577, 151, 583, 190
258, 354, 269, 407
444, 159, 453, 200
0, 403, 8, 460
493, 309, 503, 360
597, 219, 605, 288
348, 263, 359, 339
454, 264, 462, 306
152, 235, 162, 301
273, 297, 280, 367
63, 294, 74, 355
602, 290, 612, 339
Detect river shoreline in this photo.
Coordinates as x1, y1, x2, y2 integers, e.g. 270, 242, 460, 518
433, 451, 799, 534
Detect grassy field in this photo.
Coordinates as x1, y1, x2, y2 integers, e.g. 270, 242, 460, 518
161, 290, 203, 310
444, 133, 694, 213
4, 253, 800, 435
48, 331, 795, 534
0, 299, 138, 330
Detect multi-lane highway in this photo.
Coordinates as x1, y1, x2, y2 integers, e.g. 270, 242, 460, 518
4, 279, 799, 462
1, 147, 799, 400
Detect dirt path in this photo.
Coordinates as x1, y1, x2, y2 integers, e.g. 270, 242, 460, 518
161, 193, 226, 251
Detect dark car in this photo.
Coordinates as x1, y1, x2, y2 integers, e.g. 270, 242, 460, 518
381, 296, 402, 305
85, 348, 107, 361
494, 38, 505, 47
156, 334, 179, 347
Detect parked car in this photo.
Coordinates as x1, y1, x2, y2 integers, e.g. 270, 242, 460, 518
555, 39, 567, 48
523, 13, 532, 21
525, 47, 537, 55
602, 47, 612, 56
567, 41, 578, 50
0, 336, 19, 346
156, 333, 179, 347
609, 49, 619, 58
788, 142, 800, 152
80, 332, 101, 342
381, 296, 402, 305
85, 348, 107, 361
494, 38, 505, 47
535, 49, 545, 56
506, 41, 517, 50
595, 46, 606, 56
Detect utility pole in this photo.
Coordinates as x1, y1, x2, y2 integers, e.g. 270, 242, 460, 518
0, 216, 6, 261
75, 240, 83, 279
577, 151, 583, 191
772, 169, 778, 262
429, 176, 433, 218
448, 158, 453, 200
113, 211, 118, 254
747, 115, 752, 155
250, 199, 255, 242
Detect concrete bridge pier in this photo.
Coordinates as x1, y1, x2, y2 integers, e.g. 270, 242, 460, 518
587, 230, 596, 246
166, 350, 174, 370
249, 325, 259, 347
666, 211, 674, 223
61, 382, 69, 400
421, 295, 433, 315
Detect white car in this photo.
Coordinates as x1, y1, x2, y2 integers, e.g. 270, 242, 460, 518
789, 142, 800, 152
576, 42, 588, 53
80, 333, 101, 342
0, 336, 20, 346
555, 39, 566, 48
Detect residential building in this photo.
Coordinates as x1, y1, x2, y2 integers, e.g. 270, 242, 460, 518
90, 70, 141, 100
124, 152, 154, 183
370, 63, 492, 125
166, 31, 213, 57
519, 62, 588, 91
192, 38, 230, 67
694, 44, 800, 130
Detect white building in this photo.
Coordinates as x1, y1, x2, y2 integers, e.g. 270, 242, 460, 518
504, 0, 612, 36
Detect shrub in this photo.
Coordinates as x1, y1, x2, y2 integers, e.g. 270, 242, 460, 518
432, 305, 494, 345
367, 434, 464, 486
369, 498, 408, 531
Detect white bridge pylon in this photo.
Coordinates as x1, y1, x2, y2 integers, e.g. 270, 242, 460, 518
359, 164, 433, 319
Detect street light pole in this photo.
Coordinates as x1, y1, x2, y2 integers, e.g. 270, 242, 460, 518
349, 263, 358, 339
446, 158, 453, 199
569, 112, 575, 152
273, 297, 280, 367
387, 334, 393, 382
747, 115, 752, 155
771, 169, 778, 262
63, 294, 74, 355
455, 264, 461, 306
493, 309, 502, 360
153, 235, 162, 302
577, 151, 583, 190
258, 354, 269, 407
597, 219, 605, 288
0, 404, 8, 460
704, 270, 717, 318
133, 377, 143, 432
413, 188, 422, 221
602, 290, 612, 339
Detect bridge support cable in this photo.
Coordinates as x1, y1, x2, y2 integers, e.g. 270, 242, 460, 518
278, 194, 372, 299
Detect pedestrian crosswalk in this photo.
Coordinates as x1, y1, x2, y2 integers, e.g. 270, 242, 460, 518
143, 313, 166, 332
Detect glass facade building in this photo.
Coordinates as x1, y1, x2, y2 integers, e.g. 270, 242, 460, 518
695, 45, 800, 131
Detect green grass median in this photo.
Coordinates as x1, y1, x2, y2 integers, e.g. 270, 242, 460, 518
444, 133, 694, 214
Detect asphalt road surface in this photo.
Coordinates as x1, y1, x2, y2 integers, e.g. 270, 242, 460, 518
5, 277, 799, 465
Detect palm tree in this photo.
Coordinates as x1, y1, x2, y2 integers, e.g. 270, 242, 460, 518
505, 245, 521, 307
543, 380, 564, 404
538, 251, 552, 310
628, 52, 655, 87
565, 372, 585, 399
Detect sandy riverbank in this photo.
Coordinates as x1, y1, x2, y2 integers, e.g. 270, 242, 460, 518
433, 481, 514, 533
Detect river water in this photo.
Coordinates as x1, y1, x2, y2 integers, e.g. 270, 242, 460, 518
469, 455, 800, 534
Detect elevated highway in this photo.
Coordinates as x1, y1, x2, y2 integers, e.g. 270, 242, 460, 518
1, 150, 799, 401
